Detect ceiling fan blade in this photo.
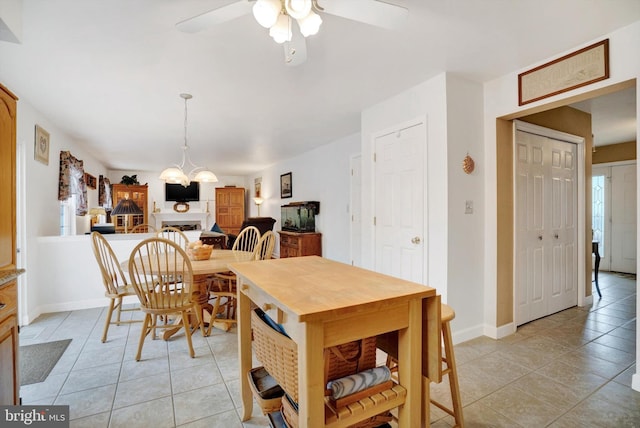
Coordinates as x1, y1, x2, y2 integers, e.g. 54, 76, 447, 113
318, 0, 408, 30
176, 0, 254, 33
284, 26, 307, 66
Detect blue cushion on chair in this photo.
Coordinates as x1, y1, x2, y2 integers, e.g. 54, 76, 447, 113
210, 223, 224, 233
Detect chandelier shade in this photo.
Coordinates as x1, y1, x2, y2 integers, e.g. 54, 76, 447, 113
159, 93, 218, 187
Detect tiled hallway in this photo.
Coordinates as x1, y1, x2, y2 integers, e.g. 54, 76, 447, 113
19, 272, 638, 427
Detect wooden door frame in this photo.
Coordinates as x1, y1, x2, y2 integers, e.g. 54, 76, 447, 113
513, 121, 586, 325
495, 80, 636, 333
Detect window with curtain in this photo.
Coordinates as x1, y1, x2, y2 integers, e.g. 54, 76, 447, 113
99, 175, 112, 209
58, 150, 87, 216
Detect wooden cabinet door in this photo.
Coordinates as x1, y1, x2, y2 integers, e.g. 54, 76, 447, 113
215, 187, 245, 235
0, 84, 19, 405
278, 232, 322, 258
0, 87, 16, 271
0, 312, 18, 405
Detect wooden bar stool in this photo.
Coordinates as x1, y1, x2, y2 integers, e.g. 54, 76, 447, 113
378, 302, 464, 427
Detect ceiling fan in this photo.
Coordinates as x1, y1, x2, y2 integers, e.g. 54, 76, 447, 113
176, 0, 408, 66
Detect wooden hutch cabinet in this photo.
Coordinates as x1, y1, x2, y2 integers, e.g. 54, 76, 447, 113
0, 83, 22, 405
111, 184, 148, 233
278, 231, 322, 258
215, 187, 245, 236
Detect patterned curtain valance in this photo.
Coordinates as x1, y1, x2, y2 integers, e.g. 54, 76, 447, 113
98, 175, 112, 208
58, 151, 88, 216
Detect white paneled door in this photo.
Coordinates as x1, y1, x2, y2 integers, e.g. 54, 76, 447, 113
515, 129, 578, 326
610, 163, 637, 273
374, 122, 425, 283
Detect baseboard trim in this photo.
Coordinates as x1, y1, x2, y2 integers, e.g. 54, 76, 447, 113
632, 373, 640, 392
23, 296, 138, 326
484, 322, 516, 339
451, 325, 484, 345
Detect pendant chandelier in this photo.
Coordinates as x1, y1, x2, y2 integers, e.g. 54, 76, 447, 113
159, 93, 218, 187
253, 0, 323, 44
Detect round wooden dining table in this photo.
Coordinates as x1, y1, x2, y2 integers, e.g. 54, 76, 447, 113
123, 249, 255, 338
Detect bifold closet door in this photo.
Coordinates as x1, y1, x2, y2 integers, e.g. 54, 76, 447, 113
515, 130, 578, 325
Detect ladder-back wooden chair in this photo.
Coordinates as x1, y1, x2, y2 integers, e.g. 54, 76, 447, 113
90, 232, 141, 343
130, 223, 156, 233
157, 226, 189, 249
128, 237, 204, 360
206, 226, 261, 334
253, 230, 276, 261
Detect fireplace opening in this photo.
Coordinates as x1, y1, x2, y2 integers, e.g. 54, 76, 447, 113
161, 221, 202, 231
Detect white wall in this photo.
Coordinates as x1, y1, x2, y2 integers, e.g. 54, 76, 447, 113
32, 230, 203, 315
360, 72, 485, 342
247, 133, 360, 263
483, 22, 640, 390
15, 97, 109, 325
446, 75, 485, 341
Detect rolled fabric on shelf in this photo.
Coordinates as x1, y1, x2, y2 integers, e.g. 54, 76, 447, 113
327, 366, 392, 400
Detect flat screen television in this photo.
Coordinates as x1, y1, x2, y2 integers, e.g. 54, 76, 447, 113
165, 182, 200, 202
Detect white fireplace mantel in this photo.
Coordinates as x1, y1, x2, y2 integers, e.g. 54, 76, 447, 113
151, 212, 210, 231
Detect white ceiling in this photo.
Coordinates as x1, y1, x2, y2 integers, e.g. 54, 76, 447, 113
0, 0, 638, 176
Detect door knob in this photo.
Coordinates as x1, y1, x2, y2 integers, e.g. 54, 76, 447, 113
554, 233, 559, 239
538, 235, 543, 240
411, 237, 421, 244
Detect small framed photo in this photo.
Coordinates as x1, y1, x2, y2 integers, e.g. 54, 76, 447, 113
255, 176, 262, 198
34, 125, 50, 165
280, 172, 292, 199
85, 173, 97, 189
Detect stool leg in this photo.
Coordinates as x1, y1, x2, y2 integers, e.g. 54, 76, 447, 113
441, 320, 464, 427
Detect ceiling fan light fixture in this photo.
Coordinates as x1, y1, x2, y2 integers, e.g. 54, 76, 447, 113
253, 0, 281, 28
297, 10, 322, 37
284, 0, 312, 20
269, 13, 292, 44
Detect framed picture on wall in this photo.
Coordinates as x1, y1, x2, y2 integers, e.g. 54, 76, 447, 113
255, 176, 262, 197
280, 172, 292, 199
34, 124, 50, 165
85, 173, 97, 189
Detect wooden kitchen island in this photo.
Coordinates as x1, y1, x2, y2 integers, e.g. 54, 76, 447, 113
230, 256, 439, 427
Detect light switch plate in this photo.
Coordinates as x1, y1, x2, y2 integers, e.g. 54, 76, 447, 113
465, 200, 473, 214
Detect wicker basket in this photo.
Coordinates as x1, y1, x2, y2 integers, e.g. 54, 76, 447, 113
247, 366, 284, 414
250, 309, 378, 403
281, 391, 393, 428
251, 309, 299, 401
186, 244, 212, 261
324, 336, 377, 382
281, 393, 299, 428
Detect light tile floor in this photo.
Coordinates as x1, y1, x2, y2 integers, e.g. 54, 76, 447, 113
19, 272, 638, 427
